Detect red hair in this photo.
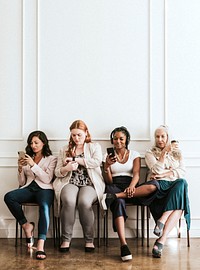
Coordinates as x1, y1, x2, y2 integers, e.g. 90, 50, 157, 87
66, 120, 91, 157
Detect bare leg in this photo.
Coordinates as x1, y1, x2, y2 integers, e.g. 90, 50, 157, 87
22, 222, 34, 248
157, 210, 173, 224
154, 210, 183, 248
115, 216, 127, 246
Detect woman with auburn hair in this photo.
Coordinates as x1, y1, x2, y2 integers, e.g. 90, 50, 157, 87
53, 120, 105, 252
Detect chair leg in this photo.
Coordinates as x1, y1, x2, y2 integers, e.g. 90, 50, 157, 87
178, 218, 181, 238
105, 210, 108, 246
178, 217, 190, 247
57, 217, 61, 246
141, 206, 144, 246
96, 203, 100, 247
187, 230, 190, 247
146, 206, 150, 247
103, 212, 106, 244
15, 220, 18, 247
52, 207, 56, 247
136, 205, 139, 238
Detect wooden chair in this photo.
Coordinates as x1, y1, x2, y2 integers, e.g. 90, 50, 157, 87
15, 202, 56, 247
178, 217, 190, 247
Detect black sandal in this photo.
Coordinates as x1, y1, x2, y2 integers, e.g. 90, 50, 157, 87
36, 251, 46, 260
26, 222, 35, 247
152, 240, 163, 258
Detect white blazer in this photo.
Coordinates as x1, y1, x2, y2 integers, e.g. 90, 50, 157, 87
53, 142, 105, 216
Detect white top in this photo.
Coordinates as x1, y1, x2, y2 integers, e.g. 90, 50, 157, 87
103, 150, 140, 177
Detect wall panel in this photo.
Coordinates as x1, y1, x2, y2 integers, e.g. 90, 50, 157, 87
0, 0, 23, 140
166, 0, 200, 140
37, 0, 151, 140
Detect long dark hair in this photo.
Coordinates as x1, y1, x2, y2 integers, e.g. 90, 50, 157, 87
110, 126, 131, 149
25, 131, 52, 157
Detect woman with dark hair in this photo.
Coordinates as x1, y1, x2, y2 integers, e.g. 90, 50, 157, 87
53, 120, 105, 253
4, 131, 57, 260
101, 126, 159, 261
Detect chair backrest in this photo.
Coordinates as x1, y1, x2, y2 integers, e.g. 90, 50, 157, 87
139, 166, 148, 185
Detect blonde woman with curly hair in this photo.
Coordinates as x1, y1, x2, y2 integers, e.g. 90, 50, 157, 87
53, 120, 105, 253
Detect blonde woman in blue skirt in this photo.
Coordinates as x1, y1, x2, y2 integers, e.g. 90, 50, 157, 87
145, 125, 190, 258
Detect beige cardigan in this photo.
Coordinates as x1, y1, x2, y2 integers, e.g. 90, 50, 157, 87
53, 142, 105, 216
145, 148, 186, 181
18, 155, 57, 189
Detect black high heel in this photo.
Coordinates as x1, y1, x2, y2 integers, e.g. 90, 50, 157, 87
85, 246, 95, 252
59, 242, 71, 253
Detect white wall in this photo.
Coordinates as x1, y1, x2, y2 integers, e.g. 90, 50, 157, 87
0, 0, 200, 239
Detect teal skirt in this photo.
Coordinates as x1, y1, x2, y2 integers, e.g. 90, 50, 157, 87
149, 178, 190, 230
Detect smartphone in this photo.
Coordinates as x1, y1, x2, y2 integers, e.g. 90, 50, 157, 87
18, 151, 26, 159
107, 147, 115, 157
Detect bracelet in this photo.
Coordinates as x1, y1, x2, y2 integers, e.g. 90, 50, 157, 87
104, 170, 108, 173
72, 157, 75, 161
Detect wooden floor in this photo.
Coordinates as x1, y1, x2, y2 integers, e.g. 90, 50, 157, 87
0, 238, 199, 270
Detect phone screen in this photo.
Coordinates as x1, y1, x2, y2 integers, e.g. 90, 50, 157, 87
107, 147, 115, 157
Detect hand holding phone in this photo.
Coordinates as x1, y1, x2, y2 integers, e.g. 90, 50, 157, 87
18, 151, 26, 159
107, 147, 115, 158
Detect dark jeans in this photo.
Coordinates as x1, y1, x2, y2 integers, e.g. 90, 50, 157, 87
106, 176, 159, 232
4, 181, 54, 240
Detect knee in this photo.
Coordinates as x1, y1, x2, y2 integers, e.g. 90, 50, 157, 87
61, 197, 75, 208
77, 199, 91, 210
4, 192, 11, 204
147, 185, 157, 193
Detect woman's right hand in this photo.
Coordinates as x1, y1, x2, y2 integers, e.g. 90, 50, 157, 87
163, 144, 172, 154
105, 154, 117, 169
64, 161, 78, 171
18, 158, 25, 173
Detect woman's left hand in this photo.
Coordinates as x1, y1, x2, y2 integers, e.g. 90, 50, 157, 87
124, 185, 136, 198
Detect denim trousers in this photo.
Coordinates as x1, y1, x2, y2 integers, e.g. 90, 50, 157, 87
4, 181, 54, 240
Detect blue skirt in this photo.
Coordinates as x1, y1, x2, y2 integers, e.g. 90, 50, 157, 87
149, 178, 191, 230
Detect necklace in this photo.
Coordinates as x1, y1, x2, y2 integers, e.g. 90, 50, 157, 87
115, 149, 127, 163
